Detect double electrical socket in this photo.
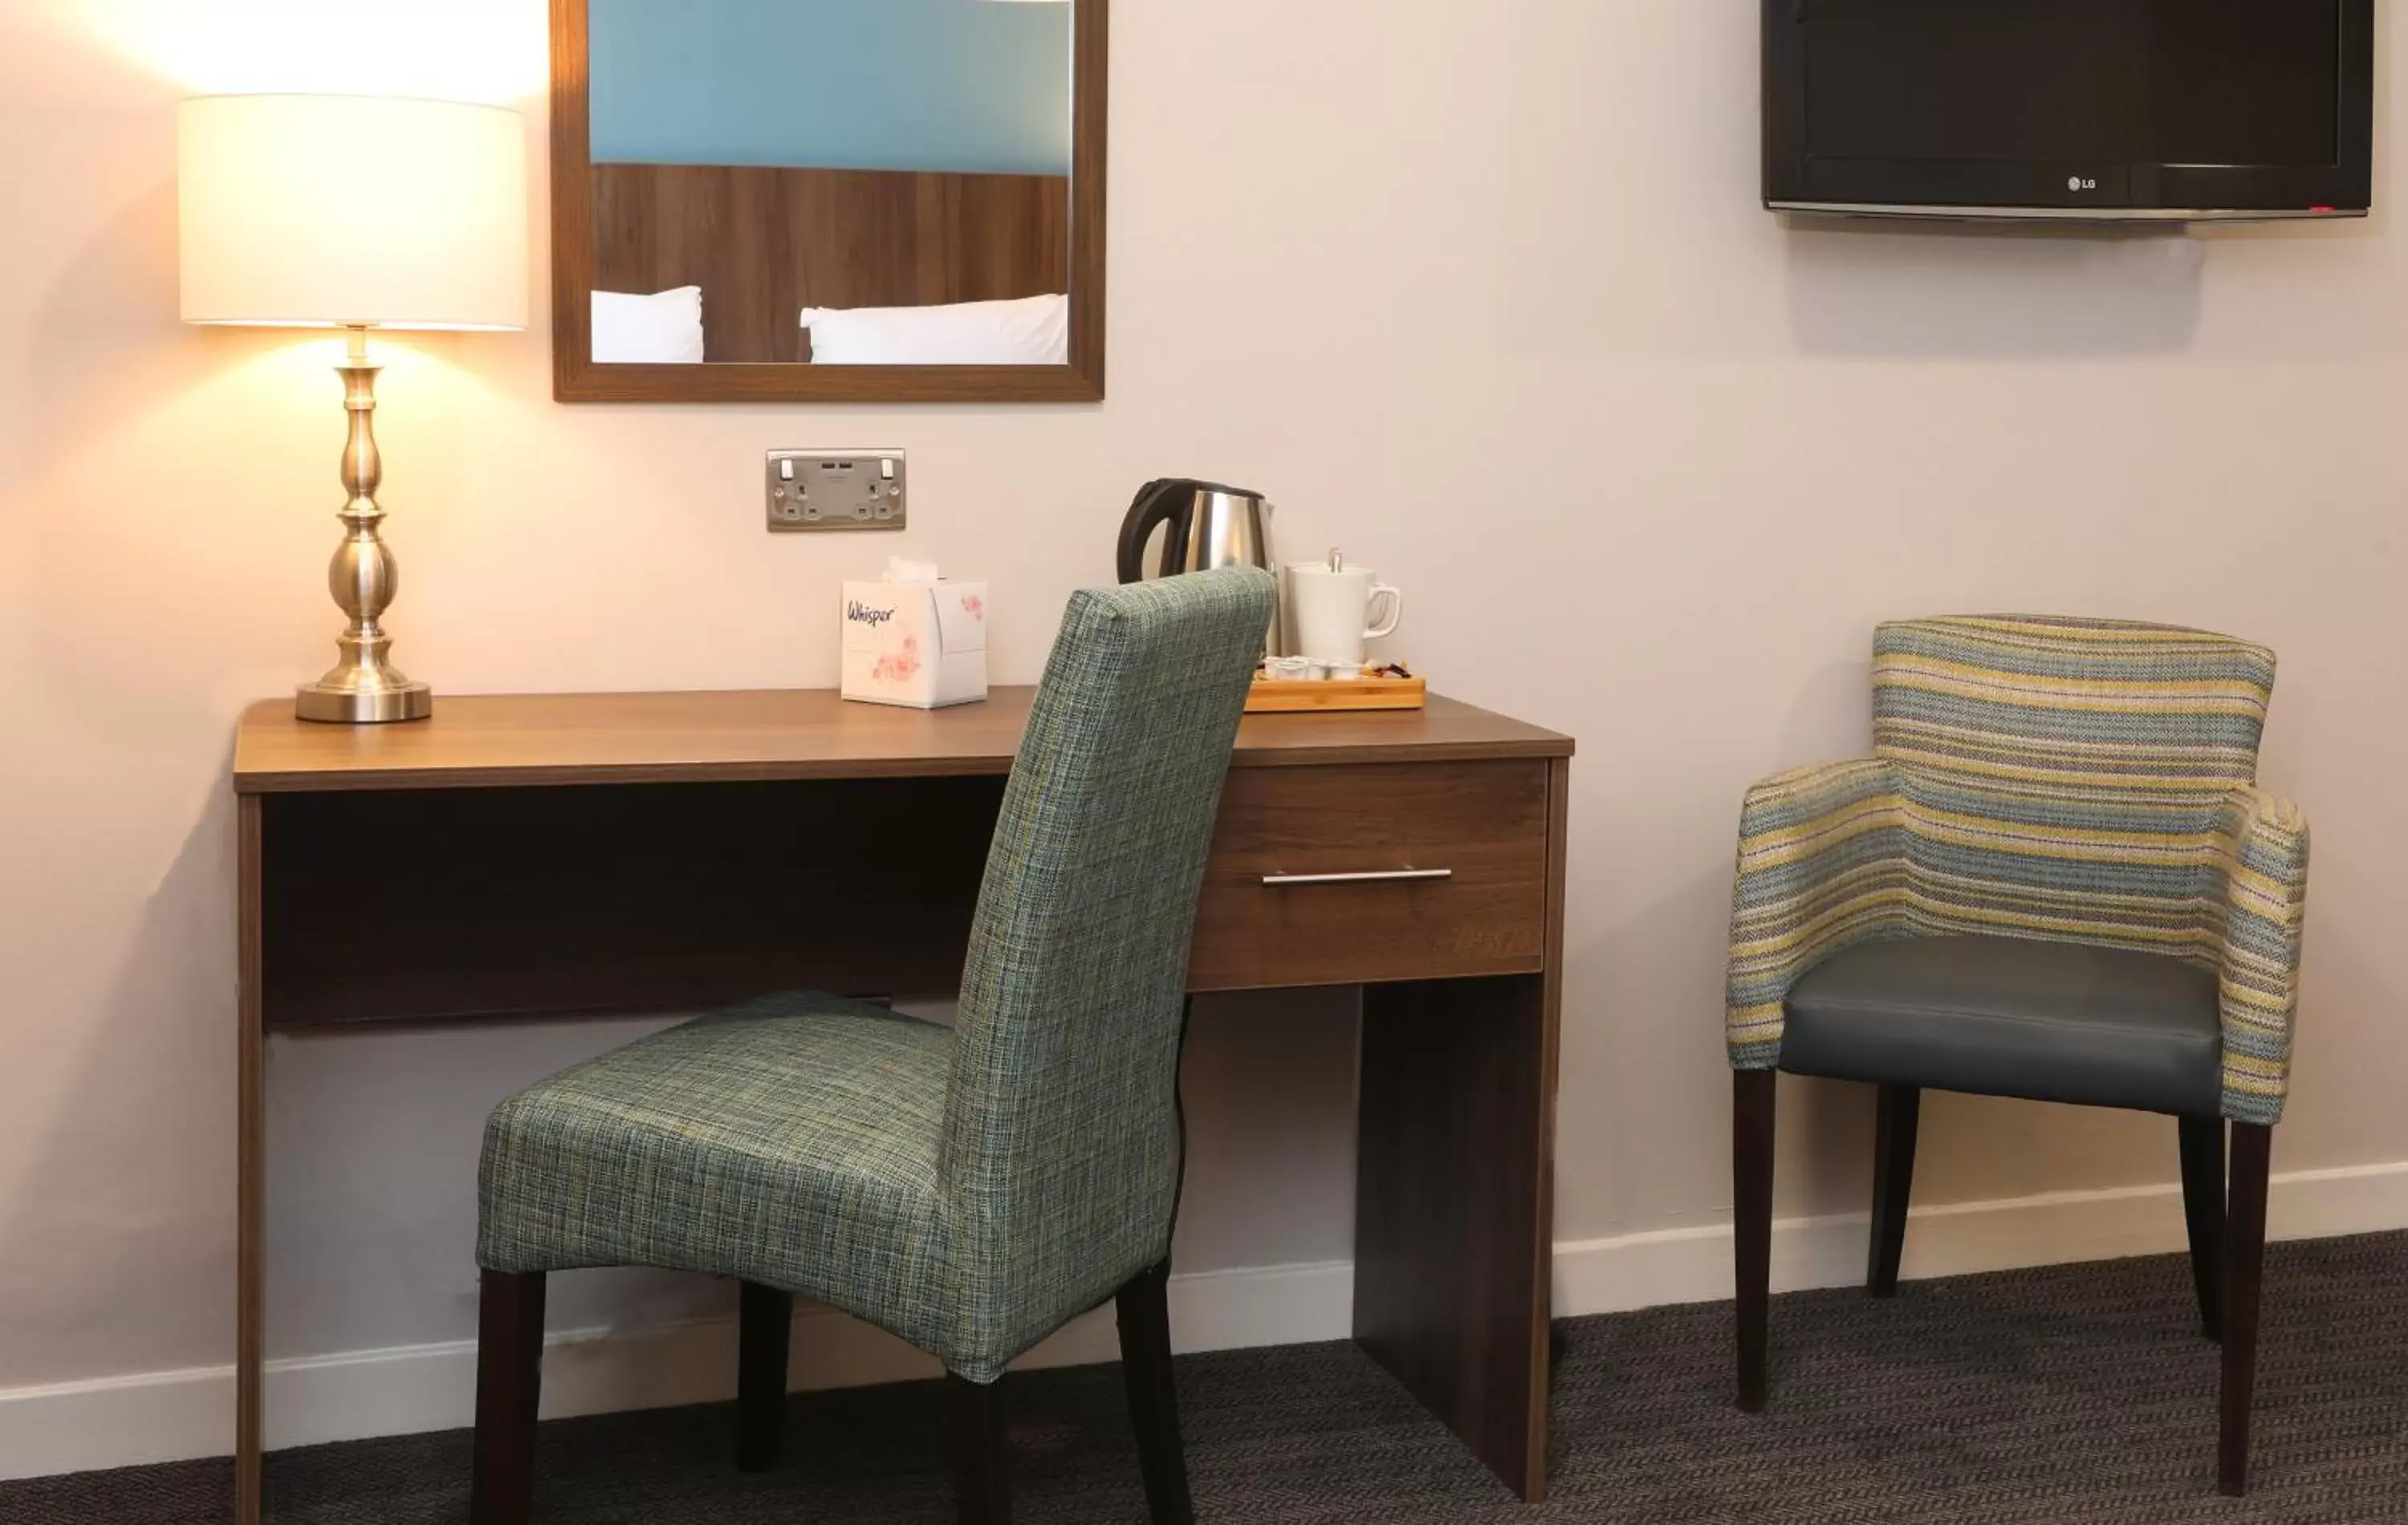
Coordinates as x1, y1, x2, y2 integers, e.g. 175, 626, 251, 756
767, 449, 907, 532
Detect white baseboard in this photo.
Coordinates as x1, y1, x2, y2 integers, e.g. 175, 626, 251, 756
5, 1160, 2403, 1482
0, 1259, 1356, 1482
1553, 1157, 2408, 1319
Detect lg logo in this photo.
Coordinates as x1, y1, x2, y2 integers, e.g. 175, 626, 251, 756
2068, 176, 2098, 192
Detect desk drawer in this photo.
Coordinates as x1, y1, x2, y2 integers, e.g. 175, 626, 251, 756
1189, 761, 1552, 991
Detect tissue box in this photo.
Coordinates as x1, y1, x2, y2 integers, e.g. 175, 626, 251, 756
841, 579, 989, 709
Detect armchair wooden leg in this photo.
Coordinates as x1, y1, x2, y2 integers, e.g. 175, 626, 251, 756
2219, 1122, 2272, 1497
950, 1372, 1013, 1525
1734, 1069, 1776, 1413
1117, 1260, 1195, 1525
2178, 1117, 2227, 1343
470, 1270, 546, 1525
737, 1280, 793, 1472
1868, 1084, 1920, 1298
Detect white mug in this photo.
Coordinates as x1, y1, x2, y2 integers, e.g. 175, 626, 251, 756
1286, 565, 1403, 667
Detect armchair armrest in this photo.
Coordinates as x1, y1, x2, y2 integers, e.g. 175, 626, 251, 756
2211, 787, 2311, 1126
1726, 759, 1911, 1068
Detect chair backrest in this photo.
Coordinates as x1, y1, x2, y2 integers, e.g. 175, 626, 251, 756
1872, 615, 2277, 953
938, 567, 1273, 1348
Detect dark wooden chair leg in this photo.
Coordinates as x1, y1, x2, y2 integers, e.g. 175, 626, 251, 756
1734, 1068, 1776, 1413
1116, 1260, 1195, 1525
950, 1372, 1013, 1525
1867, 1084, 1921, 1298
2178, 1116, 2227, 1342
737, 1280, 793, 1472
470, 1270, 547, 1525
2219, 1122, 2272, 1497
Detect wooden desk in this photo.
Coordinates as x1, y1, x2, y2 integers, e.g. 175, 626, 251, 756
232, 688, 1573, 1519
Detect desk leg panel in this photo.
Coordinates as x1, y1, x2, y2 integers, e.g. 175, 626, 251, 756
236, 794, 266, 1525
1354, 972, 1552, 1502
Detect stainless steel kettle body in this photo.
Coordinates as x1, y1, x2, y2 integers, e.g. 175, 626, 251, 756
1118, 478, 1282, 651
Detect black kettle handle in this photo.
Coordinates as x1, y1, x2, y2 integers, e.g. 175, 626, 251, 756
1118, 479, 1190, 584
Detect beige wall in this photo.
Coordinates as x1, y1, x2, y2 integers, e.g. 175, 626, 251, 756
5, 0, 2406, 1405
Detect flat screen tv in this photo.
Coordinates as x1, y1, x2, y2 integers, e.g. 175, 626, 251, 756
1763, 1, 2374, 222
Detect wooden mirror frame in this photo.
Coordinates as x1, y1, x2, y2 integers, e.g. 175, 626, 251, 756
549, 0, 1106, 405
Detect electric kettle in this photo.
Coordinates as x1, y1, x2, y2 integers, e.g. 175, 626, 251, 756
1118, 478, 1283, 651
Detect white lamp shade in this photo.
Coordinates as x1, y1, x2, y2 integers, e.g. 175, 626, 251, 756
178, 95, 528, 331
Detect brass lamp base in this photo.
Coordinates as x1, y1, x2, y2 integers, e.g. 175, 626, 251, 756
299, 326, 434, 726
297, 677, 433, 725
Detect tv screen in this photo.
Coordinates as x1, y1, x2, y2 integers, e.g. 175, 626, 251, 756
1763, 0, 2374, 221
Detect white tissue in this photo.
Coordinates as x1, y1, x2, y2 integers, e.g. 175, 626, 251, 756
884, 556, 941, 584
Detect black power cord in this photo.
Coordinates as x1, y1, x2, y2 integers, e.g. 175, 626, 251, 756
1168, 998, 1195, 1238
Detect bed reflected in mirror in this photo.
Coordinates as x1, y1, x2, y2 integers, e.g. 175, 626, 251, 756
552, 0, 1105, 403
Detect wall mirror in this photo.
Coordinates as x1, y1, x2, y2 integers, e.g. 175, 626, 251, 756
551, 0, 1105, 404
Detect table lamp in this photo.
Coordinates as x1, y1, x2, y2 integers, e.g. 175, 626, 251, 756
179, 95, 528, 723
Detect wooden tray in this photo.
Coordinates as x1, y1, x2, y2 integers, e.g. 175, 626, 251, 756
1246, 674, 1428, 714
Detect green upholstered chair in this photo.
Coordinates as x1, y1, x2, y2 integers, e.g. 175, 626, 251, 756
1723, 616, 2309, 1496
468, 567, 1277, 1525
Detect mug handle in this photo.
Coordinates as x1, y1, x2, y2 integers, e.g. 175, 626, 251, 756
1363, 584, 1403, 640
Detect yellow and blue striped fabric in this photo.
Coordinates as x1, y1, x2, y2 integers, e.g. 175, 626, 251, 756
1727, 616, 2310, 1125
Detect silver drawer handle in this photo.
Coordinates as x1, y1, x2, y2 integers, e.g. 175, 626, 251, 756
1261, 868, 1454, 888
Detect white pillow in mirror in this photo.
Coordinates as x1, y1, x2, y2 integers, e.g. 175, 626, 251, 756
592, 287, 706, 364
800, 293, 1068, 366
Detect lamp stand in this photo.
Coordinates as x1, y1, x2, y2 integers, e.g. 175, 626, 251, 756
297, 325, 432, 724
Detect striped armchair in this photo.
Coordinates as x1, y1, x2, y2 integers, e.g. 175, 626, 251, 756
1723, 616, 2310, 1496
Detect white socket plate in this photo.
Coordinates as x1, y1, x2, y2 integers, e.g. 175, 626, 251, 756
767, 450, 907, 532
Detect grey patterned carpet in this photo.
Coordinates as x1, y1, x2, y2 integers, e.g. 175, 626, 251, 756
10, 1233, 2408, 1523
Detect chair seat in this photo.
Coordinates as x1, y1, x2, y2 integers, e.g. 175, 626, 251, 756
477, 991, 958, 1350
1781, 934, 2223, 1116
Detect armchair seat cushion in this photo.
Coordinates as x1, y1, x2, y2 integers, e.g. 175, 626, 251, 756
478, 991, 958, 1352
1781, 934, 2223, 1116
